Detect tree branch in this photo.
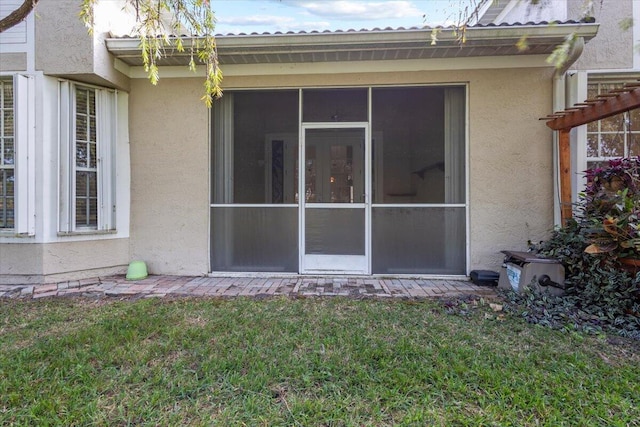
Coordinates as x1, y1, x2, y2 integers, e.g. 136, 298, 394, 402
0, 0, 39, 33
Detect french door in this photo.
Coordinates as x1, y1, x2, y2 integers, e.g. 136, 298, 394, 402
300, 124, 370, 274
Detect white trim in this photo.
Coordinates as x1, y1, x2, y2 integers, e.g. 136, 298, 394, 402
58, 80, 72, 232
300, 122, 370, 274
97, 89, 117, 230
634, 0, 640, 70
206, 271, 469, 280
465, 84, 470, 276
567, 72, 588, 210
108, 22, 598, 52
13, 74, 36, 235
125, 55, 555, 79
585, 70, 640, 78
303, 254, 368, 275
211, 204, 298, 208
372, 204, 466, 208
58, 80, 118, 234
0, 8, 35, 72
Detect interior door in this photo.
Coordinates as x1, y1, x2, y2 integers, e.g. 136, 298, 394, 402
301, 125, 369, 274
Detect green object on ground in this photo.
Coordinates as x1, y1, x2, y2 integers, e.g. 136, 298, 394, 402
126, 260, 148, 280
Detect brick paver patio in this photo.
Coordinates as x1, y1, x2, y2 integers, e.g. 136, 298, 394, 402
0, 275, 497, 300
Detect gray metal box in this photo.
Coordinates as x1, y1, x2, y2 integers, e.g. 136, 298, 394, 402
497, 251, 565, 296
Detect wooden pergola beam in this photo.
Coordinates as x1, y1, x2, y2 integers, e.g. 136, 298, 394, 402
542, 83, 640, 225
546, 87, 640, 130
558, 129, 572, 225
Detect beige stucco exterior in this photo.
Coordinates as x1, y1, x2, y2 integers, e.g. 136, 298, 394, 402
126, 65, 555, 274
0, 239, 129, 284
0, 53, 26, 71
128, 78, 210, 275
34, 0, 130, 90
569, 0, 633, 70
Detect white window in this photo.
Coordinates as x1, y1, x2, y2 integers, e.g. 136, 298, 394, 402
0, 79, 14, 229
59, 81, 117, 233
0, 75, 35, 235
586, 82, 640, 168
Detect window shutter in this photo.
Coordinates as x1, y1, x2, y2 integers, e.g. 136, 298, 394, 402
58, 80, 73, 233
13, 74, 35, 235
97, 89, 117, 230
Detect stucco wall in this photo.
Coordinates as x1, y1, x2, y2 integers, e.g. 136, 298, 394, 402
128, 78, 210, 275
223, 68, 555, 272
0, 239, 129, 284
569, 0, 633, 70
34, 0, 130, 90
126, 66, 554, 274
0, 53, 26, 71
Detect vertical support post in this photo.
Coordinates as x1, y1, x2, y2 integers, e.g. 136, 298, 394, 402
559, 129, 572, 225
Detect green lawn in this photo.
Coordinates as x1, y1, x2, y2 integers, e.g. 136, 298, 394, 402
1, 297, 638, 426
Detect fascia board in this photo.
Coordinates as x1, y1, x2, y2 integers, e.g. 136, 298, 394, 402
106, 23, 598, 53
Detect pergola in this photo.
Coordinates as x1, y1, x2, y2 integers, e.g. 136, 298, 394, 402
542, 82, 640, 224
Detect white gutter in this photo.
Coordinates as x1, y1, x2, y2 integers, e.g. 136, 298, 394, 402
106, 23, 599, 54
551, 36, 585, 226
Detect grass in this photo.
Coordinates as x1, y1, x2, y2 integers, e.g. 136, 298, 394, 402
1, 296, 639, 426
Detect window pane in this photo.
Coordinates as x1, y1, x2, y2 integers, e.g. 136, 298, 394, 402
305, 208, 365, 255
88, 90, 96, 115
630, 109, 640, 132
600, 134, 624, 157
372, 207, 466, 274
305, 128, 364, 204
76, 171, 87, 197
76, 89, 88, 113
5, 171, 14, 197
89, 116, 96, 143
76, 114, 87, 142
2, 82, 13, 109
212, 90, 299, 204
76, 142, 88, 167
76, 171, 97, 227
303, 88, 368, 122
372, 86, 465, 204
587, 134, 598, 157
88, 171, 97, 197
211, 207, 298, 272
3, 109, 13, 135
75, 87, 98, 228
0, 170, 15, 229
76, 197, 87, 225
89, 197, 98, 226
1, 80, 15, 229
3, 138, 14, 165
630, 134, 640, 157
600, 115, 624, 133
89, 142, 97, 168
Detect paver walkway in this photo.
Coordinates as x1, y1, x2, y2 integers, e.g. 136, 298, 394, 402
0, 275, 497, 300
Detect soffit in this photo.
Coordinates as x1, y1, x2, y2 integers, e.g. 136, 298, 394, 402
106, 22, 599, 67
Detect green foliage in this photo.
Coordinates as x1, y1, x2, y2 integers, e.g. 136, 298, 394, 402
80, 0, 221, 106
527, 158, 640, 338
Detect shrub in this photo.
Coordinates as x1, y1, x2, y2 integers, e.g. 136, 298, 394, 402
518, 159, 640, 338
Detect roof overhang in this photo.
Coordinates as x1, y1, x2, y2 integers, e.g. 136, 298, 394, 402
106, 23, 599, 67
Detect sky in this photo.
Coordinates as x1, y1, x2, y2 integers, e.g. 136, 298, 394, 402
211, 0, 476, 35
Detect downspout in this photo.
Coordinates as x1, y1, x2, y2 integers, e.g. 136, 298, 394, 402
552, 36, 584, 227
